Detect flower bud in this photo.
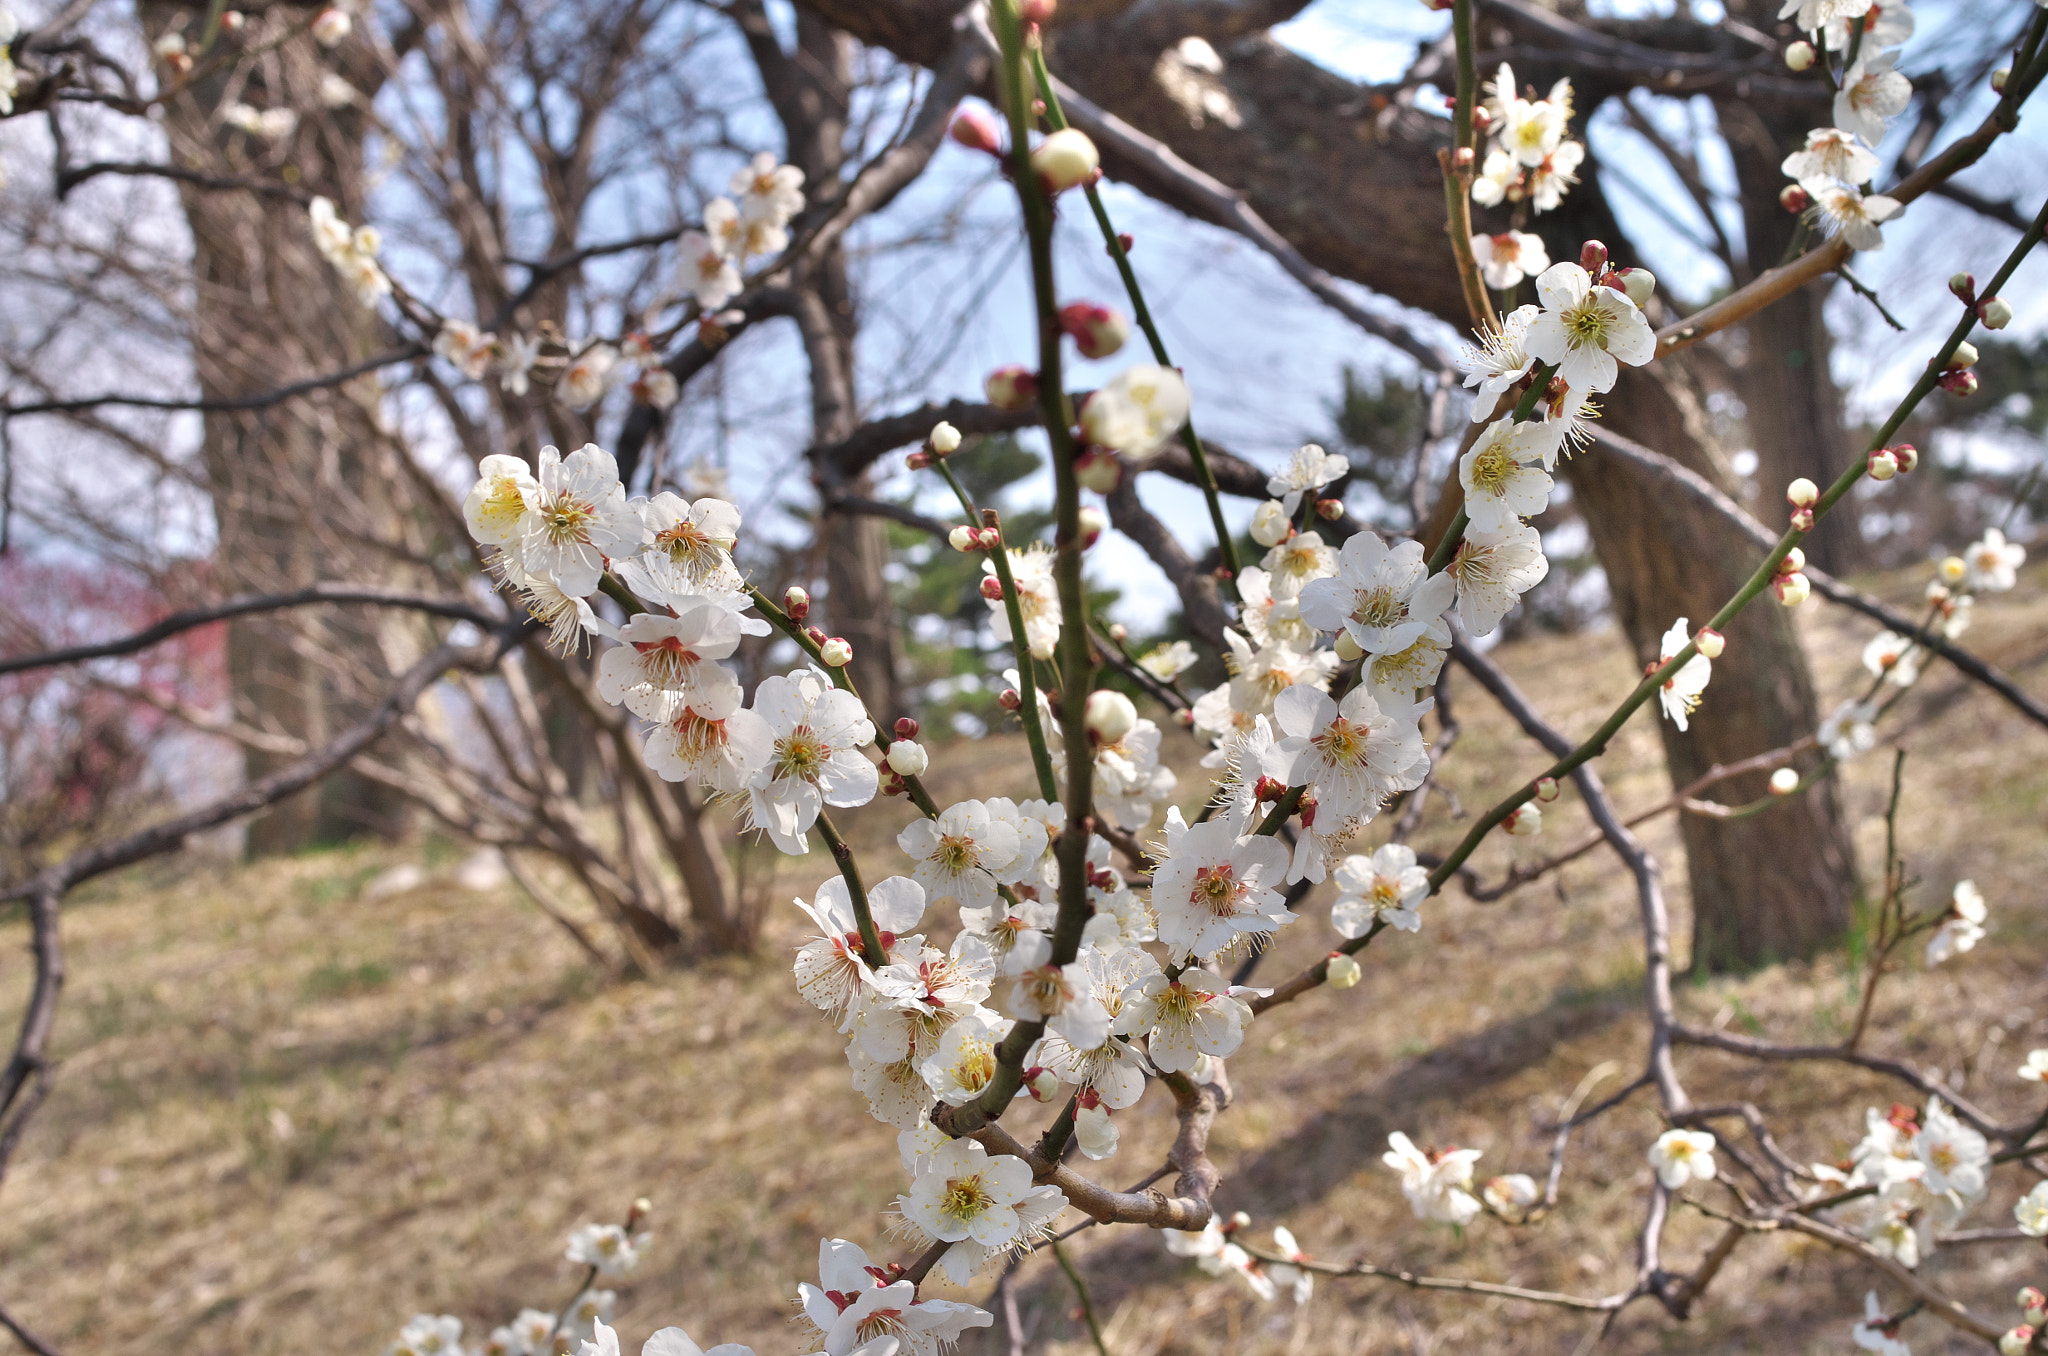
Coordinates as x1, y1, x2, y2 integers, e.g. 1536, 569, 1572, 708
1058, 302, 1129, 359
1769, 767, 1799, 795
895, 717, 920, 740
1615, 267, 1657, 308
1084, 689, 1138, 745
1785, 477, 1818, 509
1108, 622, 1128, 643
1504, 804, 1542, 837
980, 576, 1005, 601
312, 6, 352, 46
1784, 39, 1815, 71
1297, 793, 1318, 828
1579, 240, 1608, 274
978, 527, 1004, 550
1778, 546, 1806, 575
1946, 340, 1979, 371
784, 585, 810, 620
805, 625, 828, 645
998, 688, 1022, 711
950, 107, 1003, 156
1695, 626, 1725, 659
1023, 1066, 1059, 1101
1254, 775, 1286, 802
1174, 708, 1194, 727
930, 421, 962, 454
1979, 296, 2013, 330
1938, 555, 1967, 585
984, 364, 1039, 412
1867, 448, 1899, 481
1453, 146, 1474, 168
1925, 579, 1950, 603
2020, 1287, 2047, 1324
885, 739, 929, 776
2000, 1328, 2033, 1356
1992, 67, 2010, 93
906, 450, 934, 470
1940, 368, 1980, 397
1326, 952, 1362, 989
1250, 499, 1292, 548
1074, 447, 1123, 494
221, 9, 247, 31
1078, 504, 1108, 549
1020, 0, 1055, 22
1333, 630, 1365, 663
949, 525, 978, 552
881, 770, 907, 796
819, 637, 853, 666
1790, 507, 1814, 532
1316, 497, 1345, 521
1775, 571, 1811, 607
1031, 128, 1099, 193
1779, 184, 1811, 213
1115, 232, 1134, 254
1534, 776, 1559, 802
1950, 272, 1977, 301
1889, 443, 1919, 473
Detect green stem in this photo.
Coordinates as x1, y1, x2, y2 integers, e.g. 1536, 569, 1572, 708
1442, 0, 1491, 329
1028, 44, 1241, 587
1423, 193, 2048, 896
1054, 1241, 1113, 1356
814, 811, 886, 967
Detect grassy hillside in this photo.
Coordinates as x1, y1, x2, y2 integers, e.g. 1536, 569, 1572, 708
3, 564, 2045, 1356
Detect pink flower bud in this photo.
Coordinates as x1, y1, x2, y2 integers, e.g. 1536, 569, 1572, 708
984, 364, 1039, 412
1579, 240, 1609, 273
950, 107, 1003, 155
1084, 689, 1137, 745
1534, 776, 1559, 802
1695, 626, 1725, 659
998, 688, 1022, 711
895, 717, 920, 740
1058, 302, 1129, 359
1326, 952, 1362, 989
1078, 504, 1108, 549
1074, 447, 1123, 494
980, 575, 1005, 601
1298, 793, 1318, 828
784, 585, 810, 620
1867, 449, 1899, 481
1108, 622, 1128, 642
1889, 443, 1919, 472
1253, 775, 1285, 802
1790, 507, 1814, 532
1786, 477, 1819, 508
1115, 232, 1134, 254
881, 770, 907, 797
1020, 0, 1055, 23
1940, 368, 1980, 397
906, 450, 934, 470
2020, 1288, 2046, 1324
1779, 184, 1810, 213
1950, 272, 1977, 301
1775, 571, 1811, 606
1978, 296, 2013, 330
221, 9, 246, 31
1999, 1328, 2033, 1356
1769, 767, 1799, 795
1472, 105, 1492, 131
1777, 546, 1806, 575
1784, 40, 1814, 71
819, 637, 853, 666
804, 625, 828, 645
311, 6, 352, 46
1030, 128, 1099, 194
1174, 708, 1195, 727
1504, 804, 1542, 837
1023, 1066, 1058, 1101
948, 525, 978, 552
1316, 497, 1345, 521
1453, 146, 1474, 168
978, 527, 1004, 550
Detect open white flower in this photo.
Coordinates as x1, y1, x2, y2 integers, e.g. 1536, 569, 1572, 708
1266, 684, 1429, 823
464, 454, 540, 548
1259, 529, 1338, 601
435, 318, 498, 380
1362, 625, 1451, 708
1331, 844, 1429, 935
1383, 1132, 1482, 1225
858, 933, 996, 1063
1458, 305, 1540, 421
1812, 184, 1902, 252
639, 1328, 754, 1356
626, 492, 745, 596
1648, 1128, 1717, 1189
2016, 1180, 2048, 1237
1265, 1225, 1314, 1305
1914, 1098, 1988, 1199
1083, 718, 1178, 830
1822, 1, 1912, 51
1963, 528, 2026, 592
1471, 230, 1551, 290
1447, 520, 1548, 636
499, 334, 542, 395
596, 599, 744, 722
1861, 631, 1921, 687
517, 444, 648, 597
732, 152, 806, 226
898, 800, 1022, 917
565, 1223, 646, 1277
560, 344, 617, 409
1925, 881, 1986, 966
1458, 418, 1557, 532
793, 874, 926, 1024
1038, 946, 1159, 1108
1267, 444, 1350, 514
1298, 532, 1455, 657
643, 671, 769, 793
1483, 1173, 1540, 1215
900, 1136, 1055, 1248
1162, 1220, 1277, 1300
1849, 1291, 1909, 1356
1783, 127, 1880, 187
1114, 967, 1252, 1072
1522, 261, 1656, 395
394, 1315, 469, 1356
1079, 365, 1190, 461
744, 669, 879, 854
1138, 640, 1198, 682
2018, 1048, 2048, 1082
1008, 960, 1112, 1049
1150, 813, 1294, 962
679, 229, 741, 309
798, 1238, 991, 1356
1655, 618, 1713, 733
986, 545, 1061, 660
919, 1006, 1013, 1106
1525, 139, 1585, 213
1836, 50, 1911, 144
1820, 697, 1878, 761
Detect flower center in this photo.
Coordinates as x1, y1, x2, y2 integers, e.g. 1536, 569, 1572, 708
774, 725, 826, 782
1191, 863, 1244, 916
1562, 297, 1611, 350
1154, 981, 1202, 1024
669, 707, 729, 763
941, 1174, 996, 1222
479, 478, 525, 531
1371, 878, 1401, 909
950, 1040, 997, 1092
1469, 442, 1517, 495
1311, 716, 1369, 768
541, 494, 596, 544
1350, 584, 1401, 630
933, 834, 979, 873
654, 519, 723, 570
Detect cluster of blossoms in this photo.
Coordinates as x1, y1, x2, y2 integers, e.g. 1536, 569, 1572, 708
308, 196, 391, 305
1776, 1, 1916, 250
383, 1222, 646, 1356
1470, 62, 1584, 215
678, 151, 807, 310
1808, 1098, 1993, 1272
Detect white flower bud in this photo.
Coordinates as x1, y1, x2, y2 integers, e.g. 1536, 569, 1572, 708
1332, 630, 1365, 663
2021, 1289, 2047, 1326
1108, 622, 1128, 642
1024, 1067, 1059, 1101
1992, 67, 2010, 93
1030, 129, 1099, 193
1325, 952, 1362, 989
1979, 296, 2013, 330
1947, 340, 1979, 371
819, 637, 853, 666
1504, 804, 1542, 837
1786, 477, 1818, 508
1084, 689, 1138, 745
1616, 268, 1656, 308
1938, 555, 1967, 585
1250, 499, 1291, 547
930, 421, 962, 454
885, 740, 929, 776
949, 525, 978, 552
1534, 776, 1558, 802
1999, 1328, 2033, 1356
311, 6, 352, 46
1779, 546, 1806, 575
1694, 627, 1725, 659
1776, 572, 1811, 607
1077, 504, 1108, 549
1867, 449, 1899, 481
1784, 40, 1814, 71
1769, 767, 1799, 795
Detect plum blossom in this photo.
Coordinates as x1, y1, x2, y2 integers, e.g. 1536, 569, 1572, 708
792, 875, 926, 1025
1267, 444, 1350, 514
1783, 127, 1880, 187
897, 800, 1021, 916
1266, 1226, 1314, 1305
638, 1328, 755, 1356
899, 1138, 1067, 1283
1964, 528, 2026, 592
1647, 1129, 1718, 1189
919, 1007, 1013, 1106
560, 344, 617, 408
858, 932, 996, 1067
1298, 532, 1455, 657
1458, 305, 1539, 421
1163, 1220, 1278, 1300
1138, 639, 1198, 682
644, 673, 768, 793
1078, 364, 1190, 461
392, 1315, 468, 1356
1259, 529, 1338, 601
986, 545, 1061, 660
744, 669, 879, 854
1470, 230, 1551, 290
1522, 262, 1656, 395
435, 318, 498, 379
1812, 184, 1902, 251
1080, 717, 1178, 829
1458, 417, 1557, 532
1850, 1292, 1910, 1356
1362, 626, 1451, 708
1115, 967, 1252, 1072
1383, 1132, 1482, 1225
1447, 520, 1549, 636
797, 1238, 991, 1356
624, 493, 745, 596
1925, 880, 1986, 966
2016, 1181, 2048, 1237
596, 600, 744, 722
1836, 51, 1911, 144
1655, 618, 1713, 733
1266, 680, 1430, 823
565, 1223, 646, 1277
1150, 812, 1294, 962
518, 444, 648, 597
1037, 946, 1159, 1108
2018, 1049, 2048, 1082
1330, 844, 1429, 936
1914, 1098, 1988, 1198
1861, 631, 1921, 687
464, 454, 539, 548
1820, 698, 1878, 761
732, 151, 806, 226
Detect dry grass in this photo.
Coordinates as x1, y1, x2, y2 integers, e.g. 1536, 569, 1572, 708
3, 562, 2045, 1356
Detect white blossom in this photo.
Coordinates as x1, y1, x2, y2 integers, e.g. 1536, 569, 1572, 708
519, 443, 648, 597
1266, 684, 1429, 824
897, 800, 1022, 917
1459, 305, 1541, 423
1850, 1291, 1910, 1356
985, 545, 1061, 660
1925, 880, 1986, 966
435, 319, 498, 380
1298, 532, 1455, 657
1138, 640, 1198, 682
464, 454, 540, 548
596, 600, 744, 722
1078, 365, 1190, 461
1259, 530, 1338, 601
1963, 528, 2026, 592
500, 334, 542, 395
1647, 1129, 1717, 1189
1038, 946, 1159, 1108
1820, 697, 1878, 761
1836, 50, 1911, 144
2017, 1180, 2048, 1237
1267, 444, 1350, 514
899, 1139, 1066, 1283
565, 1223, 646, 1277
792, 875, 926, 1025
858, 932, 995, 1064
1150, 812, 1294, 962
1008, 959, 1111, 1050
1655, 618, 1713, 733
1522, 262, 1656, 395
1812, 184, 1902, 252
2018, 1049, 2048, 1082
1447, 520, 1549, 636
919, 1007, 1013, 1106
1383, 1132, 1482, 1225
644, 673, 770, 793
798, 1238, 991, 1356
1861, 631, 1921, 687
1470, 230, 1551, 290
1114, 967, 1251, 1073
1913, 1098, 1988, 1198
1783, 127, 1880, 187
1458, 418, 1557, 532
744, 669, 879, 854
679, 230, 742, 309
731, 151, 807, 227
1331, 844, 1429, 935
